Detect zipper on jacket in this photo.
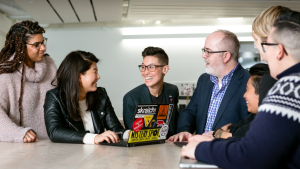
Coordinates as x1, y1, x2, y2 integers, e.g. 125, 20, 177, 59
66, 119, 79, 131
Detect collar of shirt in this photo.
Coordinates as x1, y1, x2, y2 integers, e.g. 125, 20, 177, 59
210, 63, 239, 88
277, 62, 300, 79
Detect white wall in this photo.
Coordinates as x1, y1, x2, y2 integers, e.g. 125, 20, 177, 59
0, 13, 12, 49
44, 26, 206, 118
0, 35, 4, 49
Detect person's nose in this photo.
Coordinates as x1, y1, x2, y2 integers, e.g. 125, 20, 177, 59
202, 52, 207, 59
40, 44, 46, 51
144, 66, 150, 74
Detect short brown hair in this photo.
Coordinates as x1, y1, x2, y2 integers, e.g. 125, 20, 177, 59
142, 46, 169, 65
216, 30, 240, 62
252, 6, 291, 39
272, 21, 300, 61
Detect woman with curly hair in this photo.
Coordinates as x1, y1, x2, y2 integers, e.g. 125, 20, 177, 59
0, 20, 56, 143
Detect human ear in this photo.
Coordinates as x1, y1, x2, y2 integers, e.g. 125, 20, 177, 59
163, 65, 169, 74
78, 73, 83, 83
277, 44, 285, 60
223, 52, 231, 63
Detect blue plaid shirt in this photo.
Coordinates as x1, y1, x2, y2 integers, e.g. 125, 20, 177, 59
204, 63, 239, 132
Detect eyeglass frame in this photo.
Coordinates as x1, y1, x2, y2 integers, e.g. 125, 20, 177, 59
138, 64, 166, 72
26, 37, 47, 49
202, 48, 227, 56
260, 42, 288, 55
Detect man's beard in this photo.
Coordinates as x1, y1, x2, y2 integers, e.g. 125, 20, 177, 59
205, 61, 225, 77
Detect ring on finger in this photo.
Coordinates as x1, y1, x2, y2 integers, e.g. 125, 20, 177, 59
182, 146, 186, 151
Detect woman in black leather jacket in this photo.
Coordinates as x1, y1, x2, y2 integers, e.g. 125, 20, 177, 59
44, 50, 125, 144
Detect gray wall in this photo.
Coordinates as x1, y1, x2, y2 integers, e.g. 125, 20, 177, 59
0, 13, 12, 49
44, 26, 207, 118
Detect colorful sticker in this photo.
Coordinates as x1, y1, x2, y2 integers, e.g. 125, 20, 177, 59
149, 119, 155, 127
144, 115, 154, 127
157, 105, 169, 120
156, 120, 164, 127
166, 104, 174, 125
132, 118, 144, 132
159, 124, 169, 139
128, 128, 161, 143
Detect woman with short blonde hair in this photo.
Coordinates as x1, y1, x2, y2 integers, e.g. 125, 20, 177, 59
251, 6, 291, 105
252, 6, 290, 39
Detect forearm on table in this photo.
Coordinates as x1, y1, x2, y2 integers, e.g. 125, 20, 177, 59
0, 109, 32, 142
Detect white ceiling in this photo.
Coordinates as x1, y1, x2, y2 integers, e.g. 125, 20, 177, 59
12, 0, 124, 24
128, 0, 300, 19
1, 0, 300, 26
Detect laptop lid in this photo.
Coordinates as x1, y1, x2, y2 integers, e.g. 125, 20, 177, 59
179, 157, 219, 168
128, 104, 174, 144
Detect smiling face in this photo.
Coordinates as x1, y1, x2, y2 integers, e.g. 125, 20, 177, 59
202, 32, 226, 77
243, 77, 259, 114
141, 56, 167, 89
253, 32, 267, 62
25, 34, 46, 63
79, 62, 100, 94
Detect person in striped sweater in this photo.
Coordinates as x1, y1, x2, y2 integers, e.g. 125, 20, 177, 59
181, 20, 300, 169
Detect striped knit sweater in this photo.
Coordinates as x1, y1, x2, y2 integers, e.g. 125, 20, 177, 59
195, 62, 300, 169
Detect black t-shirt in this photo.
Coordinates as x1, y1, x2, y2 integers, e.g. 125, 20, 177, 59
150, 88, 166, 104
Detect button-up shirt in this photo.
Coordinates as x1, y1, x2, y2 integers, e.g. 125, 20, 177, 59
204, 63, 239, 132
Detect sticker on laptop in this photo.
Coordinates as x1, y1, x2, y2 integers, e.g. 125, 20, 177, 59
128, 128, 160, 143
156, 120, 164, 127
137, 105, 157, 114
159, 123, 169, 139
166, 104, 174, 125
157, 105, 169, 120
132, 118, 144, 132
144, 115, 154, 127
149, 119, 156, 128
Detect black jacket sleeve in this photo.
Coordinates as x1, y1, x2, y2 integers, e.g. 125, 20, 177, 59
229, 113, 256, 138
44, 91, 87, 144
259, 72, 277, 105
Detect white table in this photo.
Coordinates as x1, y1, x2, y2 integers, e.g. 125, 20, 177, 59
0, 140, 185, 169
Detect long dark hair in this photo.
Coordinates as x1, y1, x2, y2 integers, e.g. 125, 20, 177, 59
55, 50, 99, 121
0, 20, 45, 125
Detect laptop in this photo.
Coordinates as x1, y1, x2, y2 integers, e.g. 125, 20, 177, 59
100, 104, 174, 147
179, 157, 219, 168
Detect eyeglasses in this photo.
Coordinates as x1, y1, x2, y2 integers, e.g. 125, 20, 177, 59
202, 48, 227, 56
261, 42, 288, 55
26, 37, 47, 49
138, 64, 165, 72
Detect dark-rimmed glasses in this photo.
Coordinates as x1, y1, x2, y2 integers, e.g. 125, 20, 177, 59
202, 48, 227, 56
138, 64, 165, 72
261, 42, 288, 55
26, 37, 47, 49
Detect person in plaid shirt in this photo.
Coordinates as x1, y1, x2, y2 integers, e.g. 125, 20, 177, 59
169, 30, 250, 142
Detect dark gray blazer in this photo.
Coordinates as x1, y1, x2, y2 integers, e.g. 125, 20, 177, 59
123, 82, 179, 138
